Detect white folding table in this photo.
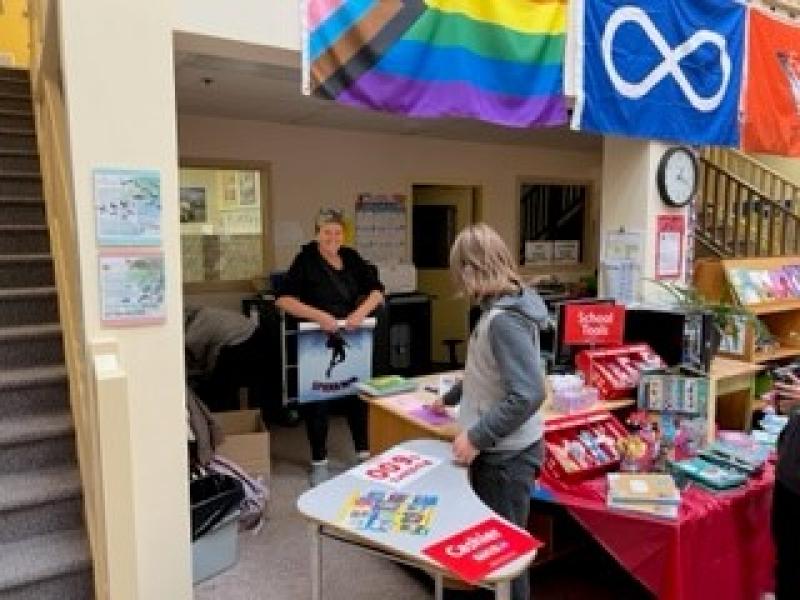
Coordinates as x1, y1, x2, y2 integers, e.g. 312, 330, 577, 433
296, 439, 538, 600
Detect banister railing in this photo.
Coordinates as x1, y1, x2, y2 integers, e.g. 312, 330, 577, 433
701, 147, 800, 216
698, 156, 800, 257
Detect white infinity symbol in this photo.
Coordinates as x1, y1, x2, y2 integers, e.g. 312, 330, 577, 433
601, 6, 731, 112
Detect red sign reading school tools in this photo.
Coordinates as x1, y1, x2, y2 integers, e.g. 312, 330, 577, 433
563, 304, 625, 346
422, 517, 543, 584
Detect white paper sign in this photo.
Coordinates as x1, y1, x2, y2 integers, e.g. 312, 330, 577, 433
524, 241, 553, 265
350, 449, 441, 488
553, 240, 580, 264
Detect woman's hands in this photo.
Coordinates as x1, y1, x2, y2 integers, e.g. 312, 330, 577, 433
452, 431, 479, 465
317, 311, 339, 333
344, 310, 366, 331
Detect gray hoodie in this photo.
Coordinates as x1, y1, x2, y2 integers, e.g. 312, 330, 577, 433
445, 288, 549, 456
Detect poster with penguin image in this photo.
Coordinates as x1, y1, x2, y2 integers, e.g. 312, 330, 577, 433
296, 318, 375, 403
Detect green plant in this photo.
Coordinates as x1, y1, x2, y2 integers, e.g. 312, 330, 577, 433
646, 280, 769, 347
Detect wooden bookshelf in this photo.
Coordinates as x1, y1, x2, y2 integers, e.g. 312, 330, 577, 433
695, 256, 800, 364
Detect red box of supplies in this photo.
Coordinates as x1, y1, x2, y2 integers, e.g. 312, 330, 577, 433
575, 344, 665, 400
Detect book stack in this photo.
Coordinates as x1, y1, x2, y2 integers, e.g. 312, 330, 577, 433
727, 265, 800, 305
669, 456, 748, 491
355, 375, 417, 397
606, 473, 681, 519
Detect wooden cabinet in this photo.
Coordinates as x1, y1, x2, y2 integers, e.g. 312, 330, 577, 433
694, 256, 800, 364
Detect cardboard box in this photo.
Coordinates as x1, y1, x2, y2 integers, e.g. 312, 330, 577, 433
214, 409, 270, 480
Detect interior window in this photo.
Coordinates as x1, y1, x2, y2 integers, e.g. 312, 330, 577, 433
519, 182, 588, 265
179, 167, 265, 284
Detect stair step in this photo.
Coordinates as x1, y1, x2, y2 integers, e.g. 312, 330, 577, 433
0, 365, 68, 418
0, 286, 58, 327
0, 110, 33, 130
0, 196, 45, 225
0, 468, 83, 544
0, 225, 49, 254
0, 128, 35, 152
0, 150, 39, 173
0, 254, 54, 288
0, 78, 30, 97
0, 411, 76, 474
0, 530, 91, 597
0, 172, 41, 197
0, 94, 31, 113
0, 68, 29, 82
0, 323, 63, 369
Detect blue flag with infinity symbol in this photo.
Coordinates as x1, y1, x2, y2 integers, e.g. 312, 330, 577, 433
571, 0, 745, 146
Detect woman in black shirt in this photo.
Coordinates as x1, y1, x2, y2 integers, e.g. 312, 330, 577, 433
276, 209, 384, 486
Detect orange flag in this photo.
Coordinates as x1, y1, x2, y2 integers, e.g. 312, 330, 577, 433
742, 8, 800, 155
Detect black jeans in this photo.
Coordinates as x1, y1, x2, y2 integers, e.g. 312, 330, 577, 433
466, 443, 542, 600
773, 479, 800, 599
300, 395, 368, 462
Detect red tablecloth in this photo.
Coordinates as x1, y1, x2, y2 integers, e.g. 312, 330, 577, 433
539, 466, 775, 600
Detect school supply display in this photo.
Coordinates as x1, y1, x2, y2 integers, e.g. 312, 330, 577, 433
548, 374, 599, 414
544, 411, 628, 483
698, 440, 771, 476
338, 489, 438, 536
576, 344, 665, 400
356, 375, 417, 397
606, 472, 681, 520
669, 456, 748, 491
726, 264, 800, 305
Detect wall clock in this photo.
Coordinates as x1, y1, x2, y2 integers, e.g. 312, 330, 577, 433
657, 146, 697, 208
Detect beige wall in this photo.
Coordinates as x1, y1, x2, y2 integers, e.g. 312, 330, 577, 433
754, 153, 800, 187
58, 0, 191, 597
178, 115, 603, 276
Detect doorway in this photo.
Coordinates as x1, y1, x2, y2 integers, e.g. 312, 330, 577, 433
412, 184, 481, 366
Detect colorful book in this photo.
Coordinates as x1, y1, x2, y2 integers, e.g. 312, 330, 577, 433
607, 497, 679, 520
356, 375, 417, 396
669, 457, 747, 490
726, 268, 764, 304
607, 473, 680, 505
338, 489, 438, 536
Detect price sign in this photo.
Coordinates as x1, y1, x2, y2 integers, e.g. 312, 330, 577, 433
351, 449, 441, 488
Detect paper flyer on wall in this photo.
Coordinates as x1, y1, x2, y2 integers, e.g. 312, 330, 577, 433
94, 168, 161, 246
337, 489, 438, 535
296, 318, 375, 403
99, 250, 165, 326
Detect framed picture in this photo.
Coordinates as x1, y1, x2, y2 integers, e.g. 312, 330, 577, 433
237, 171, 257, 207
179, 186, 207, 223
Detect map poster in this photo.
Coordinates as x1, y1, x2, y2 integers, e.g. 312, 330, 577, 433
99, 249, 166, 326
94, 168, 161, 246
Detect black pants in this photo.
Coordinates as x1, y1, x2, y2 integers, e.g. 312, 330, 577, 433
773, 479, 800, 599
300, 395, 368, 462
197, 328, 283, 423
464, 443, 542, 600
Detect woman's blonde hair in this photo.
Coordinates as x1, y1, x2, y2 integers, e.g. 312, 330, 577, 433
450, 223, 521, 302
314, 208, 346, 233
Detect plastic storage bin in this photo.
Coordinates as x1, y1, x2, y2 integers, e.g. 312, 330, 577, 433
192, 511, 240, 583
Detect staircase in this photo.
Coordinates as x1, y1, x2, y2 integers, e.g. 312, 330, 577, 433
696, 147, 800, 258
0, 68, 93, 599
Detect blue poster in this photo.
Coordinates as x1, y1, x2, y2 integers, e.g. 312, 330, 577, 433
572, 0, 745, 146
296, 319, 374, 403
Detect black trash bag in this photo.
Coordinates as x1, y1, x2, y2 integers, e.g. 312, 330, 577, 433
190, 472, 244, 542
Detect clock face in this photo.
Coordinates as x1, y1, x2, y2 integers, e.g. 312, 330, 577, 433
659, 148, 697, 207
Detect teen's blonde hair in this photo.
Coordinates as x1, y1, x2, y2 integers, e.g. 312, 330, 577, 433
314, 208, 346, 234
450, 223, 521, 302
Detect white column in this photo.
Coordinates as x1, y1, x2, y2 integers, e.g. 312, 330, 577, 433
58, 1, 191, 598
599, 137, 691, 304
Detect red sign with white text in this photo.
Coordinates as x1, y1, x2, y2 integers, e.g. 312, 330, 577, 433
422, 517, 543, 584
563, 304, 625, 346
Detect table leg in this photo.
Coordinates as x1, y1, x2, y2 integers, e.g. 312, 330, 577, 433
310, 523, 322, 600
434, 573, 444, 600
494, 580, 511, 600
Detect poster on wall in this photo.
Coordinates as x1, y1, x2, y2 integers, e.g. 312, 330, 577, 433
94, 169, 161, 246
99, 249, 165, 326
553, 240, 580, 265
296, 318, 375, 403
524, 241, 553, 266
355, 194, 407, 263
655, 214, 685, 280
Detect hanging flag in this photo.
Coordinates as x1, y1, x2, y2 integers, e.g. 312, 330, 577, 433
302, 0, 568, 129
571, 0, 745, 146
742, 8, 800, 156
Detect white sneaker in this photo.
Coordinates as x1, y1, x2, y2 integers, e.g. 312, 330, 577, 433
309, 460, 331, 487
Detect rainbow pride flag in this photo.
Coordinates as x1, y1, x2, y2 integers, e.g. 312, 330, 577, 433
302, 0, 568, 128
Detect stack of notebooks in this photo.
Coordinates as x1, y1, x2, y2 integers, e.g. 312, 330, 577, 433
606, 473, 681, 519
698, 440, 771, 476
669, 457, 747, 491
355, 375, 417, 397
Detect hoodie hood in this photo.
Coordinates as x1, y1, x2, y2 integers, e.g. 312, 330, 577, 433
488, 287, 550, 327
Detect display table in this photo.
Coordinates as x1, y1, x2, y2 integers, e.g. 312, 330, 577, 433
709, 357, 764, 431
296, 439, 538, 600
363, 371, 635, 455
537, 465, 775, 600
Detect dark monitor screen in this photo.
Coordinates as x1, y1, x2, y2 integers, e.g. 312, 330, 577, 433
552, 297, 616, 370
